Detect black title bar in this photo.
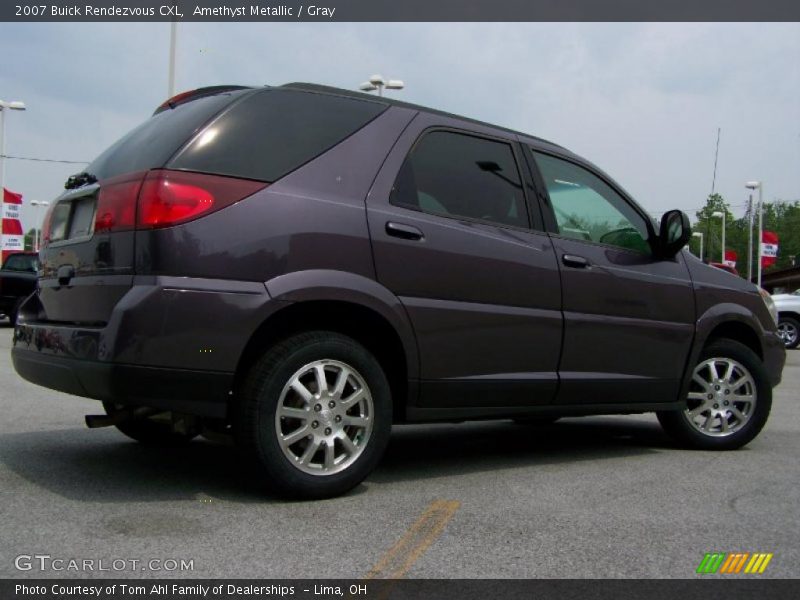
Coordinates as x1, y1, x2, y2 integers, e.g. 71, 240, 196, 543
3, 0, 800, 22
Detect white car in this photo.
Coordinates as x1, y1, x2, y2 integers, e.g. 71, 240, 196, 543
772, 290, 800, 349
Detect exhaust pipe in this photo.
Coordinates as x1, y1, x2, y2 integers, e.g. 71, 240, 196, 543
85, 407, 161, 428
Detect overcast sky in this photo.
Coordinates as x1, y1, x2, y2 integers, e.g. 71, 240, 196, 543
1, 22, 798, 232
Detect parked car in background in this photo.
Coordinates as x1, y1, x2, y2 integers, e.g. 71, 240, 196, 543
0, 252, 38, 326
11, 83, 786, 499
772, 290, 800, 349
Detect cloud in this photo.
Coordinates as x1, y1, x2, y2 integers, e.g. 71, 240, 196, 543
1, 21, 797, 231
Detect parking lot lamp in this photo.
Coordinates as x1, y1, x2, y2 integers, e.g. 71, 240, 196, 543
359, 75, 404, 97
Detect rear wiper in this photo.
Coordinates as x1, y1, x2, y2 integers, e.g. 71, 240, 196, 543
65, 171, 98, 190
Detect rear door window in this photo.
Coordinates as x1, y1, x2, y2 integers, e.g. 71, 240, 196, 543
391, 130, 529, 229
169, 89, 388, 182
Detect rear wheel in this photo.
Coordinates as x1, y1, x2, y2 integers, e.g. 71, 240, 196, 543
778, 316, 799, 349
102, 402, 198, 446
657, 339, 771, 450
235, 331, 392, 499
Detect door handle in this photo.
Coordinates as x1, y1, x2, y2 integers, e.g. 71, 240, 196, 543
386, 222, 424, 241
562, 254, 590, 269
57, 265, 75, 286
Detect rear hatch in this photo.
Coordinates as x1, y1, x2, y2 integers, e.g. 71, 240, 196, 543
37, 88, 251, 323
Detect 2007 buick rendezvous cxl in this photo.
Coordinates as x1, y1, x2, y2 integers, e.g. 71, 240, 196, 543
12, 84, 786, 498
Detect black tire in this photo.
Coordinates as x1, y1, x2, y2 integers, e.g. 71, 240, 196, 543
778, 315, 800, 349
657, 339, 772, 450
512, 416, 560, 426
235, 331, 392, 500
102, 402, 198, 446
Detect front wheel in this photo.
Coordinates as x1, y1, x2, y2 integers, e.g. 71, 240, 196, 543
235, 332, 392, 499
778, 316, 799, 349
657, 339, 771, 450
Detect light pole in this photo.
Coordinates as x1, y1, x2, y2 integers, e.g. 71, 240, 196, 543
0, 99, 27, 200
712, 211, 726, 264
30, 200, 49, 252
692, 232, 704, 261
746, 192, 754, 281
359, 74, 404, 97
168, 22, 177, 97
746, 181, 763, 287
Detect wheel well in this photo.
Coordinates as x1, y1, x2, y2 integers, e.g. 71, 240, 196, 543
234, 301, 409, 422
706, 321, 763, 360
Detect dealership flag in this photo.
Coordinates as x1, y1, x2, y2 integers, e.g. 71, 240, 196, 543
761, 231, 779, 268
2, 188, 25, 263
724, 249, 738, 269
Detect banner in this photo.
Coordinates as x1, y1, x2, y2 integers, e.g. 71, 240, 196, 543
761, 231, 779, 268
2, 187, 25, 263
723, 249, 737, 269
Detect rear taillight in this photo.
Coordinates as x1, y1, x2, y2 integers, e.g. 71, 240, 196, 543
94, 171, 145, 233
137, 171, 266, 229
90, 169, 266, 234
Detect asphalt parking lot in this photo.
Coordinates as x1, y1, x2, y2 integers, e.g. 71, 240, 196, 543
1, 321, 798, 579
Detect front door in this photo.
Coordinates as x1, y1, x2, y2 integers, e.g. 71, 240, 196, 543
528, 148, 695, 406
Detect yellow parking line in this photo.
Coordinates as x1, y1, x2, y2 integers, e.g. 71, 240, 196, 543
364, 499, 460, 580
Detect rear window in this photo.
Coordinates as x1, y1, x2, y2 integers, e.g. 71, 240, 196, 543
85, 90, 249, 181
168, 89, 388, 182
2, 254, 38, 272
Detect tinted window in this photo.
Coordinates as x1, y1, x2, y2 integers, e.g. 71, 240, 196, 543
391, 131, 528, 229
532, 151, 650, 253
2, 254, 37, 272
169, 89, 388, 182
86, 90, 246, 180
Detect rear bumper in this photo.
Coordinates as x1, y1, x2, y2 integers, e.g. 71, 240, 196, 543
12, 344, 231, 418
10, 276, 278, 418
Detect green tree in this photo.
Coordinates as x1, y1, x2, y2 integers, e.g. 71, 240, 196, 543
23, 228, 36, 251
692, 193, 734, 263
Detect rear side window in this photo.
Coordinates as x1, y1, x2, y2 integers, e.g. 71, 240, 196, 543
86, 91, 247, 181
390, 131, 529, 229
169, 89, 388, 182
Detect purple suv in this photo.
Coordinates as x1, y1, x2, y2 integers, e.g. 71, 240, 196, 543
12, 84, 786, 498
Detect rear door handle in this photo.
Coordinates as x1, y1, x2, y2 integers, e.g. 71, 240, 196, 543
562, 254, 590, 269
386, 222, 424, 241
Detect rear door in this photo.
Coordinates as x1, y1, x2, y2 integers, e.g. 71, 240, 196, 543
37, 90, 248, 324
367, 113, 563, 410
526, 147, 695, 406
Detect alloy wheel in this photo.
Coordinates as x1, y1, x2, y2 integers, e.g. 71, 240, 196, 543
275, 359, 374, 476
683, 357, 757, 437
778, 321, 798, 348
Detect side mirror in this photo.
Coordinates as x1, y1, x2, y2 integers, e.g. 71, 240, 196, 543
658, 210, 691, 258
